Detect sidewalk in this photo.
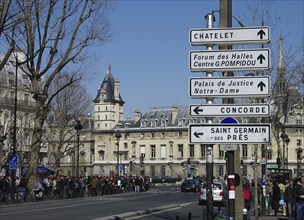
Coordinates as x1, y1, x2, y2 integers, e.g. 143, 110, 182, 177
250, 215, 289, 220
257, 217, 289, 220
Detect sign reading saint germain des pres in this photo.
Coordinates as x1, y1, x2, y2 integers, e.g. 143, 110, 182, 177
189, 124, 271, 144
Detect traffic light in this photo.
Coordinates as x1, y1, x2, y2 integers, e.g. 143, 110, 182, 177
224, 152, 228, 161
187, 158, 190, 165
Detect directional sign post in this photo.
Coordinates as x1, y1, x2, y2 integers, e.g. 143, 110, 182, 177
189, 48, 270, 72
190, 26, 270, 45
189, 104, 270, 117
189, 124, 271, 144
190, 76, 270, 98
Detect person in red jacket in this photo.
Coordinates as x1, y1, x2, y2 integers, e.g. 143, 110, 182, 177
243, 180, 252, 220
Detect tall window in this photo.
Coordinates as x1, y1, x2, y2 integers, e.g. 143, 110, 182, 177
218, 146, 224, 157
161, 165, 166, 177
140, 145, 146, 158
161, 145, 166, 158
151, 145, 156, 158
178, 144, 183, 158
218, 165, 224, 176
242, 165, 248, 176
123, 153, 128, 161
99, 150, 105, 160
150, 165, 155, 176
242, 144, 248, 157
189, 145, 194, 158
200, 145, 206, 158
267, 150, 272, 160
296, 114, 302, 124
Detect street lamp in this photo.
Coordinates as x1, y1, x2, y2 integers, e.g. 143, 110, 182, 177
74, 120, 82, 177
280, 130, 290, 169
297, 147, 303, 177
115, 130, 121, 176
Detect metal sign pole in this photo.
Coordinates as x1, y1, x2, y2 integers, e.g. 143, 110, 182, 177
204, 13, 215, 220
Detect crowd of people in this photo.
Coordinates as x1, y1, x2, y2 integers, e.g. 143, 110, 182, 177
243, 176, 304, 220
0, 174, 152, 204
272, 176, 304, 220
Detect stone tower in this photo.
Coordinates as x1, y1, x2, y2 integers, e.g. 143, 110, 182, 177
93, 65, 125, 130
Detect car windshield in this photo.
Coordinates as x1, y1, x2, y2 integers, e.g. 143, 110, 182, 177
202, 182, 223, 189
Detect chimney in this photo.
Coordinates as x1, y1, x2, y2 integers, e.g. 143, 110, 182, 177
171, 106, 178, 124
134, 110, 141, 123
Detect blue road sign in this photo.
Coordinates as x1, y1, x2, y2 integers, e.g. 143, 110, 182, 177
9, 154, 19, 170
221, 117, 238, 124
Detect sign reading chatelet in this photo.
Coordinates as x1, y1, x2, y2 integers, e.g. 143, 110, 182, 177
190, 26, 270, 45
189, 48, 270, 72
189, 76, 270, 98
189, 124, 271, 144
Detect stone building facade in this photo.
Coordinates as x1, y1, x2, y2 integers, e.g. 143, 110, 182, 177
1, 37, 303, 180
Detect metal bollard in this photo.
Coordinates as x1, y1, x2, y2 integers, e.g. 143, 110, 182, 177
176, 215, 180, 220
243, 208, 248, 220
188, 212, 192, 220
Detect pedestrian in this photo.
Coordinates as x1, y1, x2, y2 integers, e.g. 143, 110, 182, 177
293, 176, 304, 220
134, 176, 140, 192
284, 178, 296, 219
243, 180, 252, 220
272, 180, 281, 216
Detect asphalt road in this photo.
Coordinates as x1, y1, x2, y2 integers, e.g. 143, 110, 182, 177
0, 185, 289, 220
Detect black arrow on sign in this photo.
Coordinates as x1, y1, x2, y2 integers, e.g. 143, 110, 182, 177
193, 106, 203, 115
257, 81, 266, 91
257, 54, 265, 64
194, 131, 204, 138
257, 29, 266, 39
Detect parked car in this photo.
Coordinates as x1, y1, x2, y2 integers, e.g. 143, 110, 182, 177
199, 180, 228, 206
181, 179, 200, 192
151, 176, 163, 184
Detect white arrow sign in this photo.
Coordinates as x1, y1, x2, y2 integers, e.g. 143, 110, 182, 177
189, 48, 270, 72
189, 76, 270, 98
189, 104, 270, 117
189, 124, 271, 144
190, 26, 270, 45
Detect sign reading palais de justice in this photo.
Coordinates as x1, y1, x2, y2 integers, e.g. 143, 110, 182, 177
189, 124, 271, 144
190, 26, 270, 45
189, 48, 270, 72
189, 104, 270, 117
189, 76, 270, 98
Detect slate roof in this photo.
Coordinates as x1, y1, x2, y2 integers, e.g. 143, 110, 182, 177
117, 105, 202, 129
93, 65, 125, 105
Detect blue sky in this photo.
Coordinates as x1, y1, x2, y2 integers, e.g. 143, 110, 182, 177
85, 0, 304, 118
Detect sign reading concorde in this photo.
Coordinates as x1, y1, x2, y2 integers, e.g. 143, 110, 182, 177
189, 124, 271, 144
189, 104, 270, 117
190, 26, 270, 45
189, 76, 270, 98
189, 48, 270, 72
